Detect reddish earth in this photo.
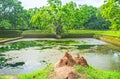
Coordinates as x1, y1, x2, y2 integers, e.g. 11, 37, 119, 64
49, 52, 88, 79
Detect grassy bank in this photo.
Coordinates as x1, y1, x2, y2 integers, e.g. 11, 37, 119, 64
1, 65, 119, 79
22, 30, 56, 38
76, 66, 120, 79
94, 35, 120, 47
18, 65, 120, 79
1, 30, 120, 38
66, 30, 120, 37
22, 30, 120, 38
22, 30, 120, 46
66, 30, 120, 47
18, 65, 53, 79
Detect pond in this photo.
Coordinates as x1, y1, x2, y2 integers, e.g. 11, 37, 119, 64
0, 38, 120, 74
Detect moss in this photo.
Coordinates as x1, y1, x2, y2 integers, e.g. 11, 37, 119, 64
0, 40, 79, 53
0, 41, 37, 53
76, 45, 95, 50
43, 40, 78, 45
59, 46, 69, 50
39, 46, 53, 50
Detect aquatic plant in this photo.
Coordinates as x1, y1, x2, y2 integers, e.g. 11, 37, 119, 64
0, 40, 79, 53
76, 45, 95, 50
0, 41, 37, 53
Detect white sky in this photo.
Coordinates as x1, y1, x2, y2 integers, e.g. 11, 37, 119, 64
19, 0, 104, 9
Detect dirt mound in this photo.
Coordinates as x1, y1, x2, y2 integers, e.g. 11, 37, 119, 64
49, 52, 88, 79
74, 54, 88, 67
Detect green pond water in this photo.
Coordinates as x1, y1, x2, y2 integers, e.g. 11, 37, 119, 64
0, 38, 120, 74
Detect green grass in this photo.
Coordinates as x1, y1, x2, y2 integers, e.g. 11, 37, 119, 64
18, 65, 120, 79
0, 76, 12, 79
18, 65, 53, 79
75, 66, 120, 79
66, 30, 120, 37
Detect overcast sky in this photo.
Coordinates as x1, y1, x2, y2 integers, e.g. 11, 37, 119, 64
19, 0, 104, 9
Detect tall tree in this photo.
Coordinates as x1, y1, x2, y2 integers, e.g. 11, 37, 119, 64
0, 0, 29, 29
31, 0, 65, 35
101, 0, 120, 30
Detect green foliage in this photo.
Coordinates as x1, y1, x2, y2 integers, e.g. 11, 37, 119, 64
101, 0, 120, 30
30, 0, 65, 35
30, 0, 110, 35
83, 6, 111, 29
0, 20, 12, 29
76, 66, 120, 79
0, 0, 29, 29
0, 0, 112, 31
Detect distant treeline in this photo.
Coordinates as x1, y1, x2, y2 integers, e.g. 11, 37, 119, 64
0, 0, 120, 34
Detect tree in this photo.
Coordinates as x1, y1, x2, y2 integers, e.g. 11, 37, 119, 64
101, 0, 120, 30
83, 5, 111, 29
30, 0, 111, 35
62, 2, 78, 29
0, 0, 29, 29
0, 20, 12, 29
31, 0, 65, 35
